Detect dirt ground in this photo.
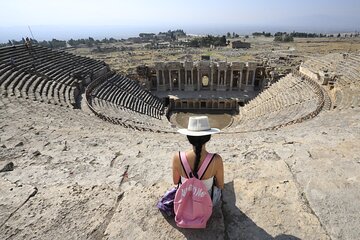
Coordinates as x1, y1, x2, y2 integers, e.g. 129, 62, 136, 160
66, 36, 360, 75
1, 36, 360, 240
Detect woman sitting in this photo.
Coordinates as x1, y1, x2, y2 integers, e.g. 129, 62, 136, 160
172, 116, 224, 205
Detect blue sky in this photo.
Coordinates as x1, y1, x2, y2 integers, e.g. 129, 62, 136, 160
0, 0, 359, 41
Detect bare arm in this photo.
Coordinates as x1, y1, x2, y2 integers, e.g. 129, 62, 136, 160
172, 153, 181, 185
214, 155, 224, 189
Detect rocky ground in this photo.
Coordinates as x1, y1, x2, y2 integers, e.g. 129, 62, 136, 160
67, 37, 360, 76
1, 96, 359, 240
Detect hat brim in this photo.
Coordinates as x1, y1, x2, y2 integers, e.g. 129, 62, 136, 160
177, 128, 221, 136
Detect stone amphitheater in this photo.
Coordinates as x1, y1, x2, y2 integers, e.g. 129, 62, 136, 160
0, 43, 359, 240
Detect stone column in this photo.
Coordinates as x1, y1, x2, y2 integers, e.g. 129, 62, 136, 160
161, 70, 165, 86
156, 69, 160, 91
230, 70, 233, 91
222, 71, 226, 85
246, 69, 250, 86
185, 70, 188, 86
191, 69, 194, 86
239, 71, 243, 91
178, 70, 181, 90
197, 68, 201, 91
217, 70, 220, 89
224, 69, 227, 89
169, 70, 173, 91
252, 69, 256, 86
210, 66, 214, 91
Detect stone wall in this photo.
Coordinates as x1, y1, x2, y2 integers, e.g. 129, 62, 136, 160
152, 60, 264, 92
169, 98, 239, 114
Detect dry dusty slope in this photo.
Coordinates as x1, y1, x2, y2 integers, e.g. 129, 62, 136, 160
1, 97, 360, 240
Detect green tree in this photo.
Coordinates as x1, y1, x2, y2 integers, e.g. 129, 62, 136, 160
220, 35, 227, 46
274, 34, 294, 42
187, 35, 227, 47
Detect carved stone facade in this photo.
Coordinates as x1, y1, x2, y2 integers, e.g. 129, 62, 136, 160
169, 98, 239, 113
152, 60, 262, 92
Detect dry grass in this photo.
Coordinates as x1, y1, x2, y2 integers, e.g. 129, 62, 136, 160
66, 37, 360, 75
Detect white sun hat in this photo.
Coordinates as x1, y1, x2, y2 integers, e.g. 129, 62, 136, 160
177, 116, 221, 136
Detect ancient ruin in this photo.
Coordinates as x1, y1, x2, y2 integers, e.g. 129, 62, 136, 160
1, 38, 360, 240
151, 60, 263, 92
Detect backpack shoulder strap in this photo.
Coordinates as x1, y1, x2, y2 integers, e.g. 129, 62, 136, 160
179, 151, 192, 178
197, 153, 215, 180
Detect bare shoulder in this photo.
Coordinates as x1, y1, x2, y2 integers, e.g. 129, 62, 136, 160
213, 153, 223, 162
172, 152, 180, 166
212, 153, 224, 168
173, 152, 180, 159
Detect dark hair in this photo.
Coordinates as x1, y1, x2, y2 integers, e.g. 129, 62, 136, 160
186, 135, 211, 178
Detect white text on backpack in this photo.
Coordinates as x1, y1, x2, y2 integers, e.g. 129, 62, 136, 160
181, 184, 207, 198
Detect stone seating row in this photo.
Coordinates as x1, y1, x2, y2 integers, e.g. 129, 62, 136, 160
235, 99, 319, 131
244, 74, 305, 112
94, 91, 161, 119
0, 45, 48, 63
95, 74, 163, 111
84, 73, 171, 132
332, 54, 359, 110
91, 74, 164, 118
100, 83, 162, 114
0, 45, 106, 87
89, 98, 173, 132
336, 62, 360, 86
300, 53, 360, 110
332, 88, 359, 110
0, 67, 78, 108
301, 53, 359, 84
0, 68, 77, 108
228, 73, 324, 132
0, 45, 105, 76
301, 53, 343, 74
0, 44, 110, 108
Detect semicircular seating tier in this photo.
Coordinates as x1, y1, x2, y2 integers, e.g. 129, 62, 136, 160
86, 74, 173, 132
228, 73, 325, 132
0, 44, 109, 108
299, 52, 360, 110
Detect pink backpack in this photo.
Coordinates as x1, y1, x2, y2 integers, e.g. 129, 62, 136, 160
174, 152, 214, 228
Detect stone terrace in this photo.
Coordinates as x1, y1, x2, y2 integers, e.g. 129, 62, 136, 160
87, 73, 173, 132
300, 52, 360, 110
229, 73, 324, 132
0, 45, 109, 108
228, 52, 360, 132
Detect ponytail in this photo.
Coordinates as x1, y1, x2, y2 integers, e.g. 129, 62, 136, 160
187, 135, 211, 178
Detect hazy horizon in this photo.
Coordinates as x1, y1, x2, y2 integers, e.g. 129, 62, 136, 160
1, 0, 359, 43
1, 24, 358, 43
